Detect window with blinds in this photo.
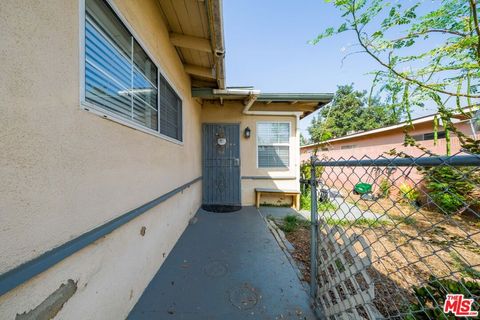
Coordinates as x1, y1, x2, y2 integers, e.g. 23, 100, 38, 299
159, 75, 182, 141
83, 0, 182, 141
257, 122, 290, 168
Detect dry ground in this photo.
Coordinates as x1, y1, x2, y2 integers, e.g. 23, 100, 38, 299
279, 194, 480, 318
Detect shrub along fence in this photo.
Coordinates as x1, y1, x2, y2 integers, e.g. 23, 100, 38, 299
305, 151, 480, 319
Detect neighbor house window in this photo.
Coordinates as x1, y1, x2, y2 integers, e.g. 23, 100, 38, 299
83, 0, 182, 141
257, 122, 290, 168
412, 131, 446, 141
474, 110, 480, 132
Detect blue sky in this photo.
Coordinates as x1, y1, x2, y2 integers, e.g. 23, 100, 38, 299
223, 0, 438, 137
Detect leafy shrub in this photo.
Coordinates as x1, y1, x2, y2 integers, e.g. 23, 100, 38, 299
280, 215, 309, 233
300, 192, 337, 212
428, 189, 466, 214
405, 276, 480, 319
300, 162, 324, 186
318, 200, 337, 212
300, 192, 311, 210
399, 183, 419, 204
379, 178, 392, 197
423, 166, 479, 214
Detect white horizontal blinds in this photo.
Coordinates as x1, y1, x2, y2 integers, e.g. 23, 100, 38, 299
258, 146, 289, 167
257, 122, 289, 144
159, 75, 182, 141
257, 122, 290, 168
85, 0, 158, 131
132, 40, 158, 130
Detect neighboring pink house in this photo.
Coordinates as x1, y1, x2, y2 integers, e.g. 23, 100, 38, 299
300, 112, 479, 194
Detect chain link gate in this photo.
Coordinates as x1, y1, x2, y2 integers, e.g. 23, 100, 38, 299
304, 151, 480, 319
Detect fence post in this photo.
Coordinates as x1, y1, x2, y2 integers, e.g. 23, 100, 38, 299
310, 156, 318, 299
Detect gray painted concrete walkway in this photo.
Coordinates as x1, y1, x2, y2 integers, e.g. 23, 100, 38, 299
128, 206, 315, 320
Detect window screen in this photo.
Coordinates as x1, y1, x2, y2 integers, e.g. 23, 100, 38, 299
257, 122, 290, 168
85, 0, 158, 131
411, 134, 424, 141
159, 75, 182, 141
413, 131, 446, 141
423, 131, 445, 140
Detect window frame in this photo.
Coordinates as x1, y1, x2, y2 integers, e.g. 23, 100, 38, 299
256, 121, 291, 169
412, 131, 446, 142
79, 0, 184, 144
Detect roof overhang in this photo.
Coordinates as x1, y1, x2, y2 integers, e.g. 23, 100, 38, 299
192, 87, 333, 118
158, 0, 225, 89
301, 110, 473, 148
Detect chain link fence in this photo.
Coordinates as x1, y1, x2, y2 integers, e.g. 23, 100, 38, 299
308, 151, 480, 319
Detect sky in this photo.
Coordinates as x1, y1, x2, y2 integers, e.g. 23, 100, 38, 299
222, 0, 439, 137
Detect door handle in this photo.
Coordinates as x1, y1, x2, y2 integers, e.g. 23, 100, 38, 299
234, 158, 240, 166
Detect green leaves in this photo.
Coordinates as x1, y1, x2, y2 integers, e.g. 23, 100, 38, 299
308, 84, 402, 143
312, 0, 480, 154
423, 166, 478, 214
406, 277, 480, 319
310, 24, 349, 44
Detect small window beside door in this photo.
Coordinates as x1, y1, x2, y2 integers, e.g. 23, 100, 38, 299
257, 122, 290, 168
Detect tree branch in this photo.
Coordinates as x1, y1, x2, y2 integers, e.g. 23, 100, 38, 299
469, 0, 480, 62
391, 29, 468, 42
340, 50, 366, 67
349, 0, 480, 99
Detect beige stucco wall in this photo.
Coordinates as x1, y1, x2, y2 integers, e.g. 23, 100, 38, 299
0, 0, 202, 318
201, 101, 301, 206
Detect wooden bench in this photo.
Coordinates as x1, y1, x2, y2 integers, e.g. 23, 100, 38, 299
255, 188, 301, 210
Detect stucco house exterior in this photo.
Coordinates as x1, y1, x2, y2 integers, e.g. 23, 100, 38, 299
300, 111, 479, 194
301, 112, 479, 162
0, 0, 332, 318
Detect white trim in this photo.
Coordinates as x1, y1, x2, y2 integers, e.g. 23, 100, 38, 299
79, 0, 86, 107
81, 100, 183, 145
294, 114, 300, 182
245, 111, 303, 117
79, 0, 184, 144
256, 121, 292, 169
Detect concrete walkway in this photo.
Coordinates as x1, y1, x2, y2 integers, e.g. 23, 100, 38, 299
128, 206, 315, 320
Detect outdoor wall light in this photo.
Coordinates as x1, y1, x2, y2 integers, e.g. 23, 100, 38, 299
244, 127, 251, 139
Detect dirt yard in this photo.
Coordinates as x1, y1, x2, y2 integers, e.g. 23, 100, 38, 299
284, 225, 311, 283
276, 196, 480, 318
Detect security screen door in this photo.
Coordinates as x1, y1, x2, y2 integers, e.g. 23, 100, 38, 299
202, 124, 241, 206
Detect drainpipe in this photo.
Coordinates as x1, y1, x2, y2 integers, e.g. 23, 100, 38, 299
213, 89, 260, 96
242, 92, 259, 114
206, 0, 226, 89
